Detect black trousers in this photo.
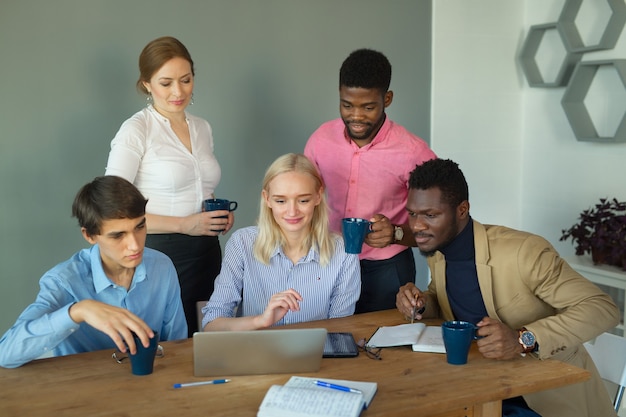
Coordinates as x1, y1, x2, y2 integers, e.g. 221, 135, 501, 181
146, 234, 222, 337
355, 248, 416, 314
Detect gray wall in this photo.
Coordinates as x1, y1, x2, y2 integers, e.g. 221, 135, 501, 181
0, 0, 432, 333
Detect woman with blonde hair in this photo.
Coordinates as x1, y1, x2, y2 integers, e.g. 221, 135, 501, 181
202, 153, 360, 331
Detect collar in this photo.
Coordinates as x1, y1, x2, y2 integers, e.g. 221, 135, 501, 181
343, 115, 391, 148
440, 217, 475, 261
270, 244, 320, 264
147, 104, 189, 125
90, 245, 147, 293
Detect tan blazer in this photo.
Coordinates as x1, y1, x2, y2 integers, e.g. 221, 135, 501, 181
426, 220, 620, 417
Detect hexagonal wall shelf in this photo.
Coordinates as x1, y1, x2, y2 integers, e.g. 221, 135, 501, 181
559, 0, 626, 53
519, 22, 582, 87
561, 59, 626, 143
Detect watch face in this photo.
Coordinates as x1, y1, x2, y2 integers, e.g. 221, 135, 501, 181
395, 227, 403, 241
520, 331, 535, 347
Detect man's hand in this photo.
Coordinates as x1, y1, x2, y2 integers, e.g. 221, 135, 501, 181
69, 300, 153, 354
364, 214, 394, 248
475, 316, 522, 360
396, 283, 427, 321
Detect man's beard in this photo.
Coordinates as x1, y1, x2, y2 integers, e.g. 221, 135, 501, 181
416, 216, 459, 258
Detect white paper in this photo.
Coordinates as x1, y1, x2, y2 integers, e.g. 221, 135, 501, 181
365, 323, 425, 348
285, 376, 376, 408
257, 385, 363, 417
412, 325, 445, 353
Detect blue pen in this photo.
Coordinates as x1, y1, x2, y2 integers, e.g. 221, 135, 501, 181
314, 380, 362, 394
173, 379, 230, 389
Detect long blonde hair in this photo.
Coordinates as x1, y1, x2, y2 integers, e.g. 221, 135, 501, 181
253, 153, 335, 266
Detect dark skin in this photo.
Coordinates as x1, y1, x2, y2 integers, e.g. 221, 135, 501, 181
339, 85, 416, 248
395, 187, 525, 360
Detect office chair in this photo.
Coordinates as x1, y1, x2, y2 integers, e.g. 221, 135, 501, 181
584, 332, 626, 412
196, 300, 241, 332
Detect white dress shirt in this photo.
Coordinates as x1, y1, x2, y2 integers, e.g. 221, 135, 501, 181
106, 105, 221, 217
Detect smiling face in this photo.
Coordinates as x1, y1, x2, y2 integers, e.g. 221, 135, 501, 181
339, 86, 392, 146
143, 56, 194, 119
406, 187, 469, 256
262, 171, 322, 236
82, 216, 147, 277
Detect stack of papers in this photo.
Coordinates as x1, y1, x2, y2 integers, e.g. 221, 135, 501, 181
366, 323, 445, 353
257, 376, 377, 417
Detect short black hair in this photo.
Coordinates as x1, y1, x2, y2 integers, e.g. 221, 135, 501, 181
72, 176, 148, 236
339, 48, 392, 92
409, 159, 469, 208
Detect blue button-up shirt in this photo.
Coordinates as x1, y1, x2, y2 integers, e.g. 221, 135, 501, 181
0, 245, 187, 368
202, 227, 361, 328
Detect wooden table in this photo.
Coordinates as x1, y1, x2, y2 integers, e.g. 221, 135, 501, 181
0, 309, 589, 417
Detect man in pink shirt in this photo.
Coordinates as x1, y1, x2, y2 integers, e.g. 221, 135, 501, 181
304, 48, 436, 313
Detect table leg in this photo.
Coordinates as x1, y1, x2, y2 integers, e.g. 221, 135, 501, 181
473, 400, 502, 417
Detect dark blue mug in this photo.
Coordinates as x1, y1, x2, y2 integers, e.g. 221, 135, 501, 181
341, 217, 372, 254
203, 198, 238, 213
203, 198, 238, 231
128, 331, 161, 376
441, 321, 480, 365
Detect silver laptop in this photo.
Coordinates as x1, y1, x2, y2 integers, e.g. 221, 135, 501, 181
193, 328, 327, 377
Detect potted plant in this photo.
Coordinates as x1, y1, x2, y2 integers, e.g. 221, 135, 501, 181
560, 198, 626, 271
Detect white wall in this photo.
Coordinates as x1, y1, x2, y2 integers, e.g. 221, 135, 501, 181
432, 0, 626, 259
431, 0, 525, 228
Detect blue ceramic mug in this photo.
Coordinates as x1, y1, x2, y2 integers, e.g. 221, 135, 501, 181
128, 331, 161, 376
203, 198, 238, 231
341, 217, 372, 254
441, 321, 480, 365
203, 198, 238, 214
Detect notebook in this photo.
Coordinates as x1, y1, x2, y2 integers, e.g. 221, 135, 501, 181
366, 323, 445, 353
257, 375, 377, 417
193, 328, 327, 377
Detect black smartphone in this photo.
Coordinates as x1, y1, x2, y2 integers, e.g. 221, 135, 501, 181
323, 332, 359, 358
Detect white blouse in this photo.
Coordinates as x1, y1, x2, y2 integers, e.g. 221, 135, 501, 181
105, 106, 221, 217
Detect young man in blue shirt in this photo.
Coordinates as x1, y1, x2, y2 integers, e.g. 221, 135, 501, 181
0, 176, 187, 368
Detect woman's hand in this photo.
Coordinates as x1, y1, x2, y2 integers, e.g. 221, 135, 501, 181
181, 210, 231, 236
254, 289, 303, 329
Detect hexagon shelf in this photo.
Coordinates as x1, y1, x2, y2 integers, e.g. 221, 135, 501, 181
559, 0, 626, 53
519, 22, 582, 87
561, 59, 626, 143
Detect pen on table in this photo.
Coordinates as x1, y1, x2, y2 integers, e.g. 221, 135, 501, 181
173, 379, 230, 389
314, 380, 362, 394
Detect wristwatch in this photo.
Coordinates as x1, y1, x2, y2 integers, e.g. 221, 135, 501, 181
518, 327, 537, 356
393, 225, 404, 243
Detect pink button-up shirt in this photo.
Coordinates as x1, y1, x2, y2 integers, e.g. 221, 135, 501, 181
304, 117, 436, 261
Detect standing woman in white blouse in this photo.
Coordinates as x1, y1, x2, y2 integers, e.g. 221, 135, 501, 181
105, 36, 233, 337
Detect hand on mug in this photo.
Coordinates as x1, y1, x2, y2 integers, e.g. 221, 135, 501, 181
364, 214, 394, 248
475, 317, 521, 360
181, 211, 229, 236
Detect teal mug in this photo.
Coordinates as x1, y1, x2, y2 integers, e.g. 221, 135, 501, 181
203, 198, 238, 232
341, 217, 372, 254
441, 321, 480, 365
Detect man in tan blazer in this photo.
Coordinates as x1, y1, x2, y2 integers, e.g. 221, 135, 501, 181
396, 158, 619, 417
